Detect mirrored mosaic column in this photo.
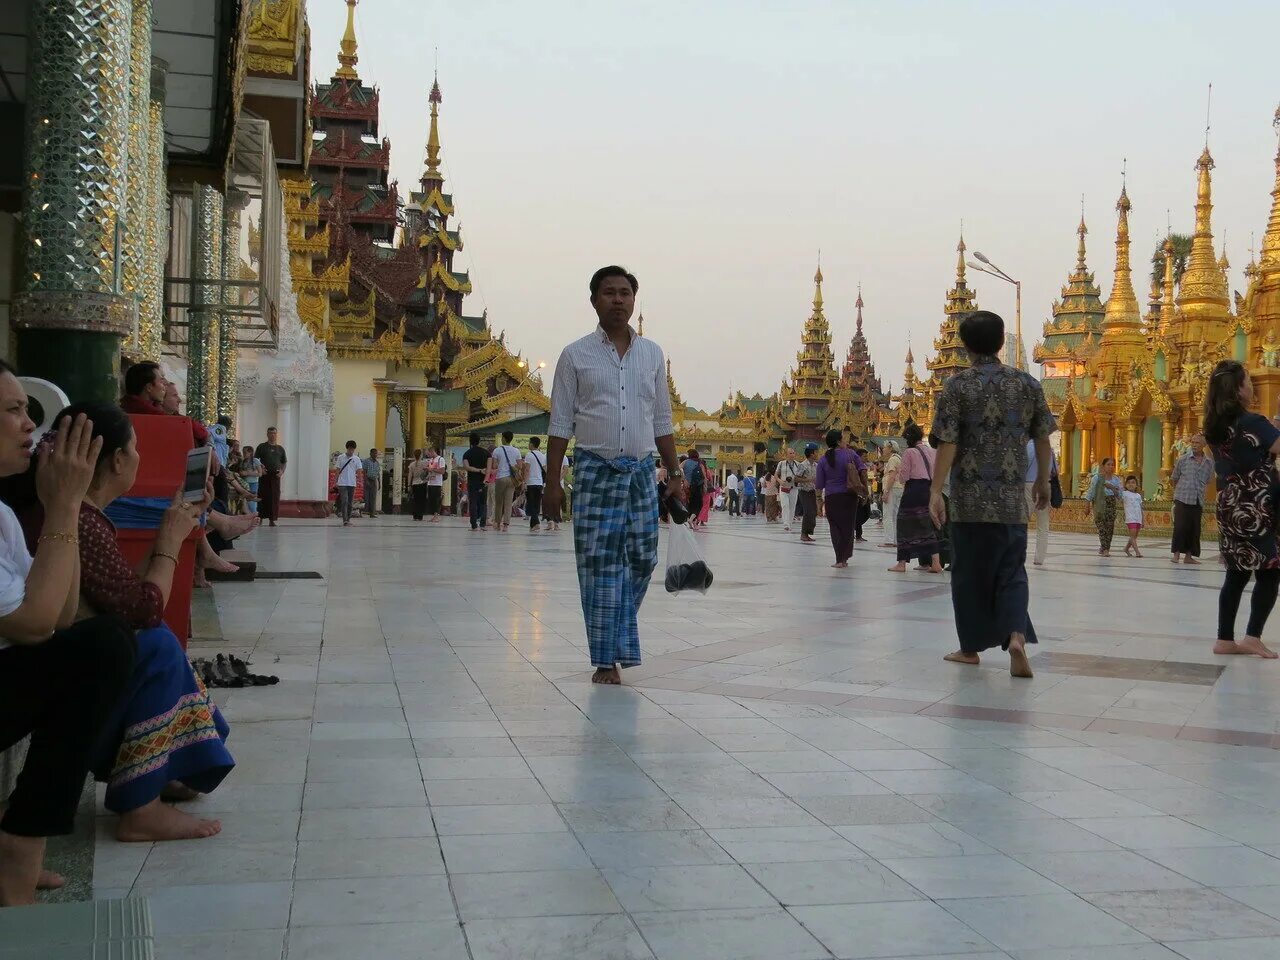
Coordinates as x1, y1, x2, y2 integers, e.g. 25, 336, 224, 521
137, 58, 168, 361
121, 0, 152, 356
14, 0, 136, 402
218, 191, 248, 420
186, 182, 224, 422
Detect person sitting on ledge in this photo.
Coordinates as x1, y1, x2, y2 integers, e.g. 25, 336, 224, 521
13, 402, 234, 842
0, 366, 136, 906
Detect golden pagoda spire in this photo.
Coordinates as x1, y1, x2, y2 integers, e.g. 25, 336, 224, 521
638, 311, 645, 336
423, 72, 443, 181
1261, 102, 1280, 271
1103, 182, 1141, 331
334, 0, 359, 80
1160, 234, 1176, 333
1175, 145, 1230, 325
813, 263, 824, 312
1076, 211, 1088, 274
855, 282, 864, 334
955, 232, 967, 285
1219, 233, 1231, 279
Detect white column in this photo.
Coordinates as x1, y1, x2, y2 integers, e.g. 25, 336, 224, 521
274, 391, 298, 501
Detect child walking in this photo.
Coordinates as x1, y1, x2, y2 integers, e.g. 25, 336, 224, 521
1122, 475, 1144, 557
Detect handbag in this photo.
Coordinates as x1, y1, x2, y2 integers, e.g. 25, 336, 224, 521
846, 455, 869, 499
1049, 468, 1064, 509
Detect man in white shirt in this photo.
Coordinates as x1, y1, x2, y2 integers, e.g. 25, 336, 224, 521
523, 436, 550, 532
1024, 438, 1057, 566
333, 440, 361, 526
776, 448, 800, 532
424, 446, 446, 522
543, 266, 684, 685
725, 470, 740, 516
492, 430, 523, 532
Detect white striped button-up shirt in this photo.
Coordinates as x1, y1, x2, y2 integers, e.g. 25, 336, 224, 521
549, 325, 674, 460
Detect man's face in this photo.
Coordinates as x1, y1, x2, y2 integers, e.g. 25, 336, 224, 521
161, 382, 181, 415
268, 429, 278, 444
0, 373, 36, 478
1190, 435, 1205, 455
591, 276, 635, 328
144, 368, 167, 404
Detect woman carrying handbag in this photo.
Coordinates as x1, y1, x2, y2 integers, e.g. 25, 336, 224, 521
888, 423, 943, 573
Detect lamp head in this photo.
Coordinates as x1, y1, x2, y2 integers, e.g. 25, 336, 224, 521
973, 251, 991, 265
966, 260, 986, 272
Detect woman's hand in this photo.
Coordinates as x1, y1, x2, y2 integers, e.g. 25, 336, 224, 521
36, 413, 102, 512
157, 488, 202, 551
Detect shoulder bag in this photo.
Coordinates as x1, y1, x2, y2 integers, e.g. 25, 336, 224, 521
1049, 464, 1064, 509
500, 447, 524, 492
845, 453, 869, 500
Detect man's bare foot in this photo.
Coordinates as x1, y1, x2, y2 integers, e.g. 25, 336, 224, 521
927, 563, 943, 574
161, 782, 200, 803
116, 799, 221, 842
1134, 549, 1144, 558
1100, 550, 1110, 557
1215, 637, 1280, 659
193, 569, 211, 589
37, 869, 64, 891
0, 831, 44, 906
1008, 635, 1034, 678
944, 651, 980, 665
887, 563, 907, 573
1171, 555, 1181, 563
1185, 557, 1201, 565
591, 666, 622, 685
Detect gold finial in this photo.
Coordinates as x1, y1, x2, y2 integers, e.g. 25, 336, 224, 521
955, 230, 967, 283
1103, 177, 1141, 330
855, 282, 864, 333
1178, 137, 1229, 310
1262, 102, 1280, 269
1219, 231, 1230, 274
1076, 207, 1088, 272
637, 311, 645, 336
813, 259, 824, 310
335, 0, 359, 80
423, 71, 443, 180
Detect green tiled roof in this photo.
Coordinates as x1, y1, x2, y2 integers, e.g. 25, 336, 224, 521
427, 389, 467, 413
460, 314, 487, 332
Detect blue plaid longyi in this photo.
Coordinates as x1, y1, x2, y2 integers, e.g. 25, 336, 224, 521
571, 450, 659, 669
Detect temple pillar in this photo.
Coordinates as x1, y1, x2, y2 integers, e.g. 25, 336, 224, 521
374, 381, 389, 450
410, 392, 428, 452
217, 192, 248, 419
14, 0, 136, 402
1060, 429, 1074, 497
1126, 422, 1140, 477
1078, 425, 1092, 491
138, 58, 167, 361
120, 0, 151, 357
1161, 417, 1176, 494
274, 391, 298, 502
186, 183, 224, 421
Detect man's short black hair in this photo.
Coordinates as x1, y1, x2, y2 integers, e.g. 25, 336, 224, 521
589, 265, 639, 298
217, 415, 233, 428
529, 436, 541, 448
959, 310, 1005, 356
345, 440, 357, 449
502, 430, 514, 443
123, 361, 161, 397
469, 432, 481, 446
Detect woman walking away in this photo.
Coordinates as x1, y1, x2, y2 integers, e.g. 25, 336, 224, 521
888, 424, 942, 573
1083, 457, 1122, 555
682, 450, 705, 530
815, 429, 864, 568
1204, 360, 1280, 658
777, 449, 800, 533
1121, 475, 1144, 557
879, 441, 903, 548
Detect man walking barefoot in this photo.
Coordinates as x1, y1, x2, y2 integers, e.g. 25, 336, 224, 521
1170, 434, 1212, 564
542, 266, 683, 685
931, 310, 1056, 679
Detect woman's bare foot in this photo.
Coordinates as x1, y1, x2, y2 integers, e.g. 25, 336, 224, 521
1124, 544, 1133, 556
0, 831, 45, 906
161, 782, 200, 803
887, 563, 907, 573
37, 869, 65, 891
1134, 549, 1144, 558
209, 511, 258, 539
205, 553, 238, 575
831, 561, 848, 569
1101, 550, 1111, 557
591, 666, 622, 685
944, 651, 980, 665
1185, 557, 1202, 565
193, 569, 211, 589
1008, 635, 1034, 678
116, 799, 222, 842
801, 536, 816, 544
1215, 637, 1280, 659
927, 563, 943, 574
1171, 555, 1181, 564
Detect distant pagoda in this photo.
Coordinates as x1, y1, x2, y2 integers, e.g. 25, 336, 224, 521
841, 284, 886, 407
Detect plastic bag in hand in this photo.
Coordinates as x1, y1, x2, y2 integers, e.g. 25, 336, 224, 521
664, 519, 713, 594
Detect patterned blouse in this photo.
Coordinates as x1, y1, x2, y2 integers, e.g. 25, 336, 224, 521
931, 354, 1056, 524
77, 503, 165, 629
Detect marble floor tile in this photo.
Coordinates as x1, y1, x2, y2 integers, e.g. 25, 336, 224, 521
290, 875, 456, 926
880, 853, 1067, 899
285, 921, 469, 960
835, 821, 995, 859
745, 857, 923, 905
632, 907, 828, 960
708, 825, 866, 863
465, 914, 654, 960
453, 869, 622, 920
293, 836, 445, 880
603, 863, 777, 912
1011, 850, 1203, 892
439, 831, 593, 873
578, 829, 732, 870
941, 893, 1151, 950
1083, 888, 1280, 941
791, 899, 997, 958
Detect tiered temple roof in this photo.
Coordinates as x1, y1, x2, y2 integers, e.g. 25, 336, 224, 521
925, 235, 976, 389
841, 284, 886, 407
1035, 214, 1104, 406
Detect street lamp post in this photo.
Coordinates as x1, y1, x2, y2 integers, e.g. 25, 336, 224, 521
967, 252, 1023, 371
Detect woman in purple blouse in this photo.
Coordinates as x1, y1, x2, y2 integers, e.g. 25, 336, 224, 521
814, 429, 865, 568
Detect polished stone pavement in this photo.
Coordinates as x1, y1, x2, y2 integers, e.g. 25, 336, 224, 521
91, 512, 1280, 959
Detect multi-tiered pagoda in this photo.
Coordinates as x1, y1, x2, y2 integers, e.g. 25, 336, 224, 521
841, 285, 887, 407
291, 0, 548, 453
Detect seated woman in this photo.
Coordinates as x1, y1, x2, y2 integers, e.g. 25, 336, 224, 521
0, 371, 136, 905
20, 402, 234, 842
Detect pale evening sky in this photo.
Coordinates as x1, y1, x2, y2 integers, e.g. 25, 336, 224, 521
308, 0, 1279, 413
